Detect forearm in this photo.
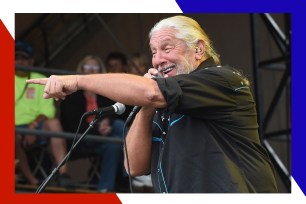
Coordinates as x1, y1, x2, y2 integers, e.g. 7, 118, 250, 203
124, 107, 155, 176
27, 72, 166, 108
77, 73, 165, 108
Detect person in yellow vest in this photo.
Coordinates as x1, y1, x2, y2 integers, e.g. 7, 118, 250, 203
15, 40, 71, 187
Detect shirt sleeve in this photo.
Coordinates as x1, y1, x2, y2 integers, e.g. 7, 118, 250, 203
153, 67, 239, 119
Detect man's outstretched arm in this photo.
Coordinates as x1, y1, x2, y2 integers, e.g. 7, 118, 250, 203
27, 73, 166, 108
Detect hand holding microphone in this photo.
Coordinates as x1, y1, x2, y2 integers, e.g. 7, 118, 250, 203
144, 68, 164, 79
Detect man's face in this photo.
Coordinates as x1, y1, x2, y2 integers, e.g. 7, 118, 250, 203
107, 59, 126, 73
150, 28, 196, 77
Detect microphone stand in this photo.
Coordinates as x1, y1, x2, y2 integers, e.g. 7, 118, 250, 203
36, 112, 105, 193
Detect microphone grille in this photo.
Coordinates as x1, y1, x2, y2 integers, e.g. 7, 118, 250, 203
114, 102, 126, 115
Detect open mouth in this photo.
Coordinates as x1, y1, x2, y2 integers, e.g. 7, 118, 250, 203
161, 65, 175, 75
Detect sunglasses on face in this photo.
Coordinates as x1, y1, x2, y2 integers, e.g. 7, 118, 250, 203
83, 64, 100, 71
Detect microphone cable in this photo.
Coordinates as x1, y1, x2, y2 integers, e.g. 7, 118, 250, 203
66, 113, 87, 160
122, 121, 134, 193
36, 113, 87, 193
37, 102, 126, 193
122, 105, 143, 193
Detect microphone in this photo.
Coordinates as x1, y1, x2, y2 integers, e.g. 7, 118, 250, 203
125, 106, 141, 126
84, 102, 126, 116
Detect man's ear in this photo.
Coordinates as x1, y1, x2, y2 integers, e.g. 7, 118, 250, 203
195, 40, 205, 60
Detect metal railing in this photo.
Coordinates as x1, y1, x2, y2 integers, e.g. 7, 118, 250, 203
15, 127, 123, 144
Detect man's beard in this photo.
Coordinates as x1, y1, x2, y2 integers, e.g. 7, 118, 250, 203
176, 57, 196, 75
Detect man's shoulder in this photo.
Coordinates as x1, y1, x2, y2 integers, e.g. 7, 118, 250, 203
196, 64, 242, 78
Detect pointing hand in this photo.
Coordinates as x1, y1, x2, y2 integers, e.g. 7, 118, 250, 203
26, 75, 79, 100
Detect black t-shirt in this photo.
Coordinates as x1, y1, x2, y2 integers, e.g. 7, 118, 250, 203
151, 58, 278, 193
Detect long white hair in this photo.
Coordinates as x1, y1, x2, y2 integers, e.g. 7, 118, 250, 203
149, 15, 220, 65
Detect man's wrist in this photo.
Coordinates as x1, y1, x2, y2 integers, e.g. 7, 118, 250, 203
140, 107, 156, 117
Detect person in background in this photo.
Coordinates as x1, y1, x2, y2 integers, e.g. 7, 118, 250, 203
127, 53, 149, 76
60, 55, 125, 192
15, 40, 71, 187
27, 15, 278, 193
105, 51, 132, 121
106, 51, 128, 73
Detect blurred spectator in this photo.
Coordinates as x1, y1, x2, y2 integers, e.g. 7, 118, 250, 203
127, 53, 149, 76
106, 51, 128, 73
60, 55, 125, 192
105, 51, 132, 120
15, 40, 71, 186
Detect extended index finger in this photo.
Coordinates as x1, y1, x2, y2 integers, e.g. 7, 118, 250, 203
26, 78, 48, 85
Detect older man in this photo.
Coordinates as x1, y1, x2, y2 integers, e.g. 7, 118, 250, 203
27, 15, 277, 193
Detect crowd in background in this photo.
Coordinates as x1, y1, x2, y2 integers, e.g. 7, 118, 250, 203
15, 40, 152, 192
